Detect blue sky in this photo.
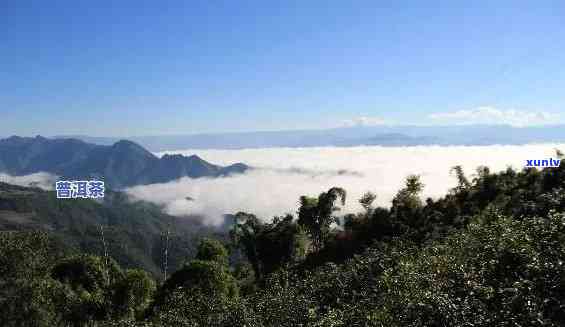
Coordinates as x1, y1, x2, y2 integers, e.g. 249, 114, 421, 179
2, 1, 564, 136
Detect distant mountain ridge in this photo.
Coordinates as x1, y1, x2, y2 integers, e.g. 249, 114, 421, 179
52, 124, 565, 151
0, 136, 249, 189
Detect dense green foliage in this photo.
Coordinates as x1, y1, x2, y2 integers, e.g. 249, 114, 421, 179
0, 183, 220, 276
2, 153, 565, 326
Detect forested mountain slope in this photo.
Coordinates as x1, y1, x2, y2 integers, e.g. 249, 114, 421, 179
2, 152, 565, 326
0, 182, 220, 276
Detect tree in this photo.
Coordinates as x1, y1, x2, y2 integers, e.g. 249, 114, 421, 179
298, 187, 346, 251
155, 238, 239, 309
51, 254, 123, 294
231, 212, 306, 280
391, 175, 424, 222
450, 165, 470, 192
159, 260, 239, 300
230, 212, 264, 279
359, 191, 377, 214
112, 269, 156, 320
196, 238, 229, 266
50, 254, 124, 323
0, 232, 69, 327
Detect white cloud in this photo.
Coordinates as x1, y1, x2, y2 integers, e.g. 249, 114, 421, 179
125, 144, 565, 225
0, 172, 58, 190
342, 116, 387, 127
429, 106, 560, 127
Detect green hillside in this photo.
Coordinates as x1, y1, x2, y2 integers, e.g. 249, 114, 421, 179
0, 182, 218, 276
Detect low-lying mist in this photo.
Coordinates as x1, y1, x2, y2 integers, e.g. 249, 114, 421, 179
0, 172, 57, 190
126, 144, 565, 225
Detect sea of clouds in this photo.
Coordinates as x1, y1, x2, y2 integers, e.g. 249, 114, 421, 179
124, 144, 565, 225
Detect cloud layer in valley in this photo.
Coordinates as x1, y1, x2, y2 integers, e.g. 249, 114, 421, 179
0, 172, 58, 190
124, 144, 565, 225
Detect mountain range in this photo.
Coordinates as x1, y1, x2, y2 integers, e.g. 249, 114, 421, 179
0, 136, 249, 189
51, 124, 565, 151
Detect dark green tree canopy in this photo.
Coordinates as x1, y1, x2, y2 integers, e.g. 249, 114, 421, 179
196, 237, 229, 266
51, 254, 123, 293
160, 260, 238, 299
